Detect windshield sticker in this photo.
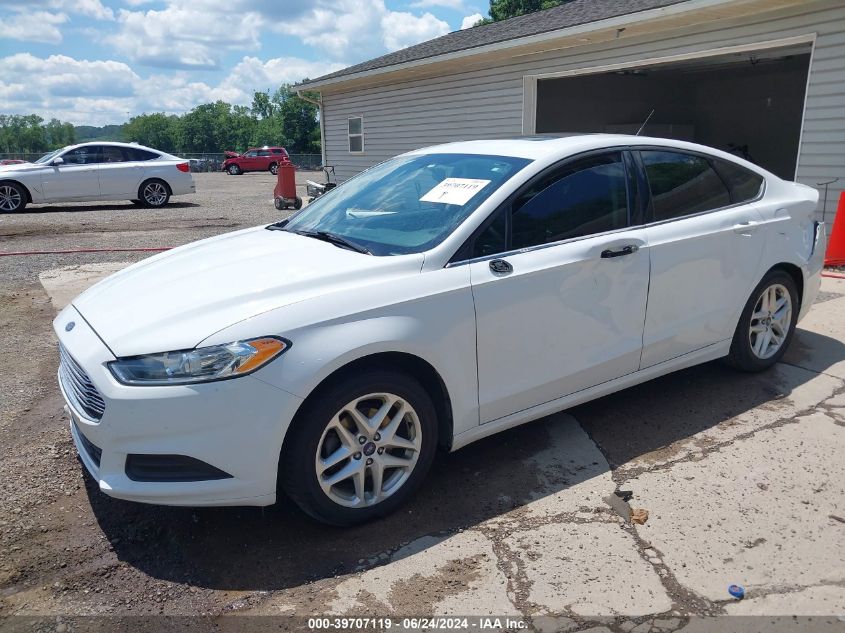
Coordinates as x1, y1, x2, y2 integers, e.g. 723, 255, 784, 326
420, 178, 491, 205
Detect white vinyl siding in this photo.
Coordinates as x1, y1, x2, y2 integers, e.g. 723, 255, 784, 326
321, 0, 845, 220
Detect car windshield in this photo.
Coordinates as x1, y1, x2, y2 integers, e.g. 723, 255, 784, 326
35, 149, 63, 164
281, 153, 531, 256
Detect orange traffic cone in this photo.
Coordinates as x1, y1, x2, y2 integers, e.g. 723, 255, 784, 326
825, 191, 845, 267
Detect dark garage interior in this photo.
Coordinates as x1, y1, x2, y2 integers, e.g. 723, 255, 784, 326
535, 45, 812, 180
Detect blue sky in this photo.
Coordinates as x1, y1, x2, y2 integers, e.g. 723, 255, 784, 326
0, 0, 486, 126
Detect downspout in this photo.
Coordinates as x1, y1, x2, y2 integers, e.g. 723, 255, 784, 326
297, 89, 326, 167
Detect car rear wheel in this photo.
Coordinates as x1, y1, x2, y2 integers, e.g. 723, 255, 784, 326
280, 370, 438, 526
269, 162, 279, 175
0, 182, 26, 213
139, 179, 170, 208
725, 270, 799, 371
227, 164, 242, 175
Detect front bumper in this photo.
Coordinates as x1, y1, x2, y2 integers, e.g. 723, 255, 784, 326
55, 305, 303, 507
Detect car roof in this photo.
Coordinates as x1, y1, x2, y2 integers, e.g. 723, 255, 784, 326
407, 134, 768, 175
62, 141, 165, 154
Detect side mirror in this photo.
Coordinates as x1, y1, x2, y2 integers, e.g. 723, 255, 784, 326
52, 157, 64, 166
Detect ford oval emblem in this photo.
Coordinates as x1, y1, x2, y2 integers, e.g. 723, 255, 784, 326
65, 321, 75, 332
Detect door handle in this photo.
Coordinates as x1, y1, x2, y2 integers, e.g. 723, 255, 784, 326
733, 220, 760, 234
600, 244, 639, 258
489, 259, 513, 274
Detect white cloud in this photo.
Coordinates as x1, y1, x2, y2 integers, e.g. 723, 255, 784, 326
268, 0, 450, 61
107, 4, 263, 70
460, 12, 483, 29
58, 0, 114, 20
0, 11, 68, 44
410, 0, 466, 9
0, 52, 339, 126
382, 10, 450, 51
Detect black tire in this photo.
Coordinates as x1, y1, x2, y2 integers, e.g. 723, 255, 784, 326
725, 269, 799, 372
293, 196, 303, 210
274, 197, 284, 211
138, 179, 171, 208
269, 162, 279, 175
227, 164, 242, 175
0, 182, 27, 213
280, 369, 438, 526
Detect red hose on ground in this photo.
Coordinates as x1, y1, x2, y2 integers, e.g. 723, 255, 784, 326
0, 247, 172, 257
822, 271, 845, 279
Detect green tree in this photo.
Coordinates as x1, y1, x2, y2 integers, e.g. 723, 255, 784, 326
123, 113, 179, 152
273, 85, 320, 154
480, 0, 566, 23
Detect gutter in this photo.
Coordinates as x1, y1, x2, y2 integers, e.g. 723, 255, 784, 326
297, 0, 792, 91
297, 91, 326, 168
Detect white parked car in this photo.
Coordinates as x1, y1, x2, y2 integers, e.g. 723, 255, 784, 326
54, 135, 825, 525
0, 142, 195, 213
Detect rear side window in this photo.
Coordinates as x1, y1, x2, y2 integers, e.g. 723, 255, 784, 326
126, 148, 158, 161
257, 150, 271, 157
641, 150, 730, 221
101, 146, 126, 163
712, 158, 764, 203
510, 152, 628, 250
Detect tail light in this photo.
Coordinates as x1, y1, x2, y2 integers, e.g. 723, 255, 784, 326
176, 163, 190, 173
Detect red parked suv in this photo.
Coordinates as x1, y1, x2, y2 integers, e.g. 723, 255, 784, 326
222, 146, 289, 175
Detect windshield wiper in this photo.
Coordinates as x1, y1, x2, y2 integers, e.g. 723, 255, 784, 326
284, 228, 371, 255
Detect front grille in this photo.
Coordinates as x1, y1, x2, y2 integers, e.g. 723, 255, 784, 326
73, 420, 102, 468
59, 343, 106, 421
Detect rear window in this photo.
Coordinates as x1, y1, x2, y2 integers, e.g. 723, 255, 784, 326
712, 158, 764, 203
641, 150, 730, 221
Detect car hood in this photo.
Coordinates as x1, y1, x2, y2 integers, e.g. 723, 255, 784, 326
0, 162, 41, 173
73, 226, 424, 357
224, 151, 240, 159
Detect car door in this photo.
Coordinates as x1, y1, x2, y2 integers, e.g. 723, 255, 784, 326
241, 150, 259, 171
41, 146, 102, 201
97, 145, 136, 199
468, 150, 650, 423
637, 149, 767, 368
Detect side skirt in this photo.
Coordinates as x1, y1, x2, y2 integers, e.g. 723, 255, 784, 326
450, 339, 731, 452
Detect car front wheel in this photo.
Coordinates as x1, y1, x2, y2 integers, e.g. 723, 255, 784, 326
227, 164, 242, 175
0, 182, 27, 213
281, 370, 438, 525
139, 179, 171, 208
726, 270, 799, 371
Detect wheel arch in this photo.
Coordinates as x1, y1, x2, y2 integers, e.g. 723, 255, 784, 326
137, 177, 172, 198
766, 262, 804, 310
281, 351, 455, 463
0, 179, 32, 203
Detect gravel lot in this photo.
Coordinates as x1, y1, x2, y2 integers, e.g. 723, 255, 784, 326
1, 172, 844, 630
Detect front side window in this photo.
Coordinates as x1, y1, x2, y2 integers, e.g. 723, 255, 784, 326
281, 153, 531, 256
348, 116, 363, 153
641, 150, 730, 221
245, 150, 258, 158
61, 146, 102, 165
511, 152, 629, 250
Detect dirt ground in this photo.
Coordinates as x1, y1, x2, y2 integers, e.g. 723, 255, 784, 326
1, 172, 844, 631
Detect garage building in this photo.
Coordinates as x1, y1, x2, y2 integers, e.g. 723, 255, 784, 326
297, 0, 845, 220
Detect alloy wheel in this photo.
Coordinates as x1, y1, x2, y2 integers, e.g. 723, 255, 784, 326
142, 182, 168, 206
315, 392, 422, 508
748, 283, 792, 359
270, 163, 279, 175
0, 185, 22, 212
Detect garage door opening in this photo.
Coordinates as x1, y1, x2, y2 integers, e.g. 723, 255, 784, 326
534, 44, 812, 180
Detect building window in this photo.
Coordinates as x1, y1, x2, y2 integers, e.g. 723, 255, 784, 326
348, 116, 364, 153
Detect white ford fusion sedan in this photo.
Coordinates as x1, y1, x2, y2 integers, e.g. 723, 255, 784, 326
0, 142, 195, 213
54, 135, 825, 525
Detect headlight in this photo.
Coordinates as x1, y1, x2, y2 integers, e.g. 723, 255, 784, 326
108, 337, 289, 386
